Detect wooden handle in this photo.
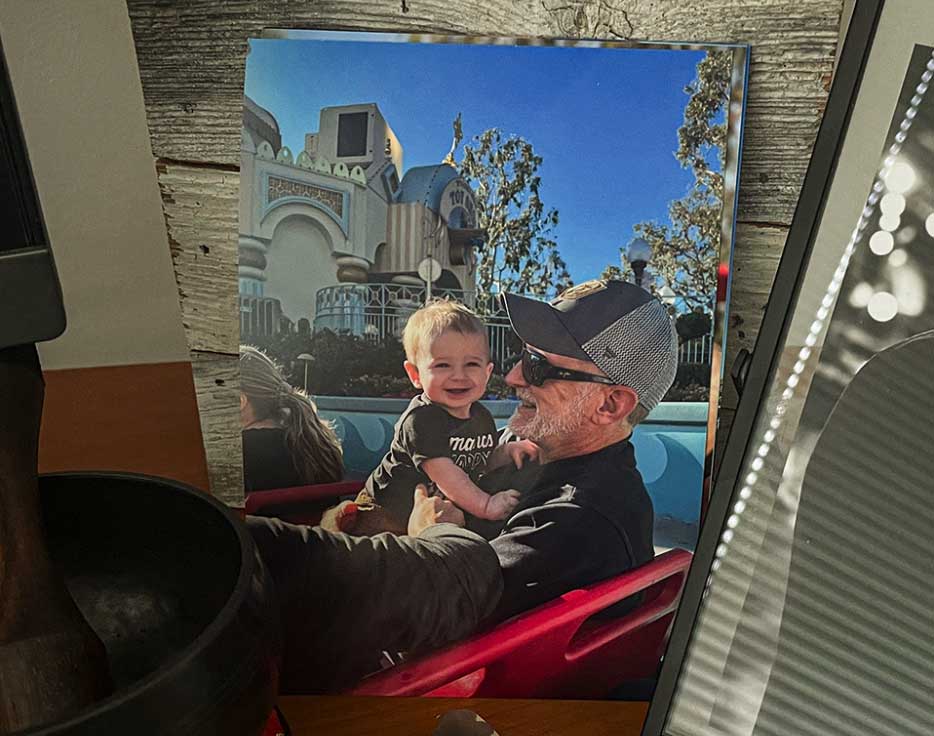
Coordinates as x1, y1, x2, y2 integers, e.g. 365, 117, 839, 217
0, 344, 112, 734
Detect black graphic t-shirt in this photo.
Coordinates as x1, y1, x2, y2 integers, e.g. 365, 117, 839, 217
365, 393, 497, 525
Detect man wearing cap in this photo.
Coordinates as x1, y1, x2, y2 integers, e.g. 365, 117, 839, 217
246, 279, 678, 690
476, 278, 679, 619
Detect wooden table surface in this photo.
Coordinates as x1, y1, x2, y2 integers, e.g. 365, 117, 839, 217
278, 696, 649, 736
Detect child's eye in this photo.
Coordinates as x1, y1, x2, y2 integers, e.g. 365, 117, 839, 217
434, 362, 449, 369
467, 361, 481, 367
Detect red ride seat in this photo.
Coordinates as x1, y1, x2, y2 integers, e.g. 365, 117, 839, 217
348, 548, 692, 700
245, 481, 365, 526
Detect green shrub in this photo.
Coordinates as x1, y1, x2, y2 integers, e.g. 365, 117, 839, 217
676, 311, 712, 343
247, 328, 711, 402
663, 382, 709, 402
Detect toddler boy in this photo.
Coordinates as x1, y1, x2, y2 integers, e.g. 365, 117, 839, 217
363, 300, 537, 529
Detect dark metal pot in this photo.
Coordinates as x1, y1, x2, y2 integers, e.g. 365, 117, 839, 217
17, 472, 281, 736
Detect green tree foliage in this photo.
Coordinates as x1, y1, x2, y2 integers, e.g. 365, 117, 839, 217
629, 50, 733, 312
675, 311, 713, 343
450, 115, 572, 313
247, 329, 517, 398
599, 264, 627, 282
249, 329, 409, 397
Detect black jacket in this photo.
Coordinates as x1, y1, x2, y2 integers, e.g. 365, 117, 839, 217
247, 517, 502, 693
479, 438, 655, 621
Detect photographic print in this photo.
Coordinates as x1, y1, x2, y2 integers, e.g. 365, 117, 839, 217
238, 31, 748, 699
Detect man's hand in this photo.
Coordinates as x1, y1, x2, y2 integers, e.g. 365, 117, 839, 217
502, 439, 541, 469
408, 484, 465, 536
481, 489, 521, 520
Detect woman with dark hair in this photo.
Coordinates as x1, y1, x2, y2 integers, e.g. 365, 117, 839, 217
239, 345, 343, 491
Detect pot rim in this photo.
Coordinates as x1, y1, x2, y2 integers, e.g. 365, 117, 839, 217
24, 470, 264, 734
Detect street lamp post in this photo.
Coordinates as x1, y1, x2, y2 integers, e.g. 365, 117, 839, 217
625, 237, 653, 290
659, 284, 677, 314
296, 353, 314, 393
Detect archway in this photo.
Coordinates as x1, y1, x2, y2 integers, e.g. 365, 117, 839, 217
264, 213, 338, 325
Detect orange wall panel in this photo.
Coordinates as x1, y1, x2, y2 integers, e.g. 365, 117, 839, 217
38, 362, 209, 492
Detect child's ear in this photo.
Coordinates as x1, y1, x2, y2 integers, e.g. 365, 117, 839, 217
485, 361, 494, 381
403, 360, 422, 388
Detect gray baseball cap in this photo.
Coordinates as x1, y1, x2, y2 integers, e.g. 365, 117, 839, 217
502, 279, 679, 412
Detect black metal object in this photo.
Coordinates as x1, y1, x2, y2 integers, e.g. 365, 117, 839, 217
0, 36, 66, 350
20, 472, 281, 736
730, 347, 752, 397
641, 1, 887, 734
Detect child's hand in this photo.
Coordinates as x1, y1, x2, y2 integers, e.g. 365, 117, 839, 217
504, 439, 541, 469
482, 489, 521, 520
408, 484, 465, 536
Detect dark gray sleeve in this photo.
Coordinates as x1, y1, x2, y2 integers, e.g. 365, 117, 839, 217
246, 516, 502, 693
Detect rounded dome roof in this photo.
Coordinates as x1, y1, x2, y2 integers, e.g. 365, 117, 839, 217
396, 163, 460, 211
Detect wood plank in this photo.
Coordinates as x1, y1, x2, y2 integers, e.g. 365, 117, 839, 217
126, 0, 843, 227
733, 221, 788, 263
719, 222, 786, 404
277, 695, 649, 736
156, 162, 240, 355
190, 351, 243, 504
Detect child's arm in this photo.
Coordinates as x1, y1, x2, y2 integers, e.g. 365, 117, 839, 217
421, 457, 520, 520
487, 439, 541, 470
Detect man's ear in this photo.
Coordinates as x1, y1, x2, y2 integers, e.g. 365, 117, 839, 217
239, 392, 248, 411
403, 360, 422, 388
593, 386, 639, 425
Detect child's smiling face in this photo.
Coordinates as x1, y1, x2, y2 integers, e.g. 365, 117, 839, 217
404, 329, 493, 418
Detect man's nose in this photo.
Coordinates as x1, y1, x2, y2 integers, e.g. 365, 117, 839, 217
505, 360, 526, 388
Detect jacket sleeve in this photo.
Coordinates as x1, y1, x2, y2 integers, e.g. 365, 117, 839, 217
246, 516, 503, 693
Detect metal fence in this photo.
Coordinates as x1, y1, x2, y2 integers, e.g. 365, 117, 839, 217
679, 333, 713, 365
243, 284, 713, 368
314, 283, 516, 368
239, 295, 286, 338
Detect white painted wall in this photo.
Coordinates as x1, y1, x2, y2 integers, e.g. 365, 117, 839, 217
265, 214, 338, 323
0, 0, 190, 369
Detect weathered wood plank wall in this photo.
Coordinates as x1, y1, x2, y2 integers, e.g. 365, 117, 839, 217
126, 0, 844, 502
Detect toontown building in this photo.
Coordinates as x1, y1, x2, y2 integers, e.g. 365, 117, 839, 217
239, 96, 486, 340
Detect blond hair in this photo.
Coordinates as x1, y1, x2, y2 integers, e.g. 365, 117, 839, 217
239, 345, 343, 485
402, 299, 490, 364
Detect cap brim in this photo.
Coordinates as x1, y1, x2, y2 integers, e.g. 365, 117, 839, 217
502, 292, 590, 361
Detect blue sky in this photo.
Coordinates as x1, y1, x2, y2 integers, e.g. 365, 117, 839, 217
245, 37, 710, 283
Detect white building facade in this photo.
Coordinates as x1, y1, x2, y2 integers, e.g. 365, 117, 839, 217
239, 97, 484, 340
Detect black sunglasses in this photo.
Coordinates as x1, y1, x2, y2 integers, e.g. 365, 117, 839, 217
517, 347, 615, 387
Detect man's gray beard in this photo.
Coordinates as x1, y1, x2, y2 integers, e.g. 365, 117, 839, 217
508, 383, 600, 443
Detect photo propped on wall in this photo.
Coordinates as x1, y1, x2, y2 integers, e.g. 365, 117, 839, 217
238, 30, 748, 700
